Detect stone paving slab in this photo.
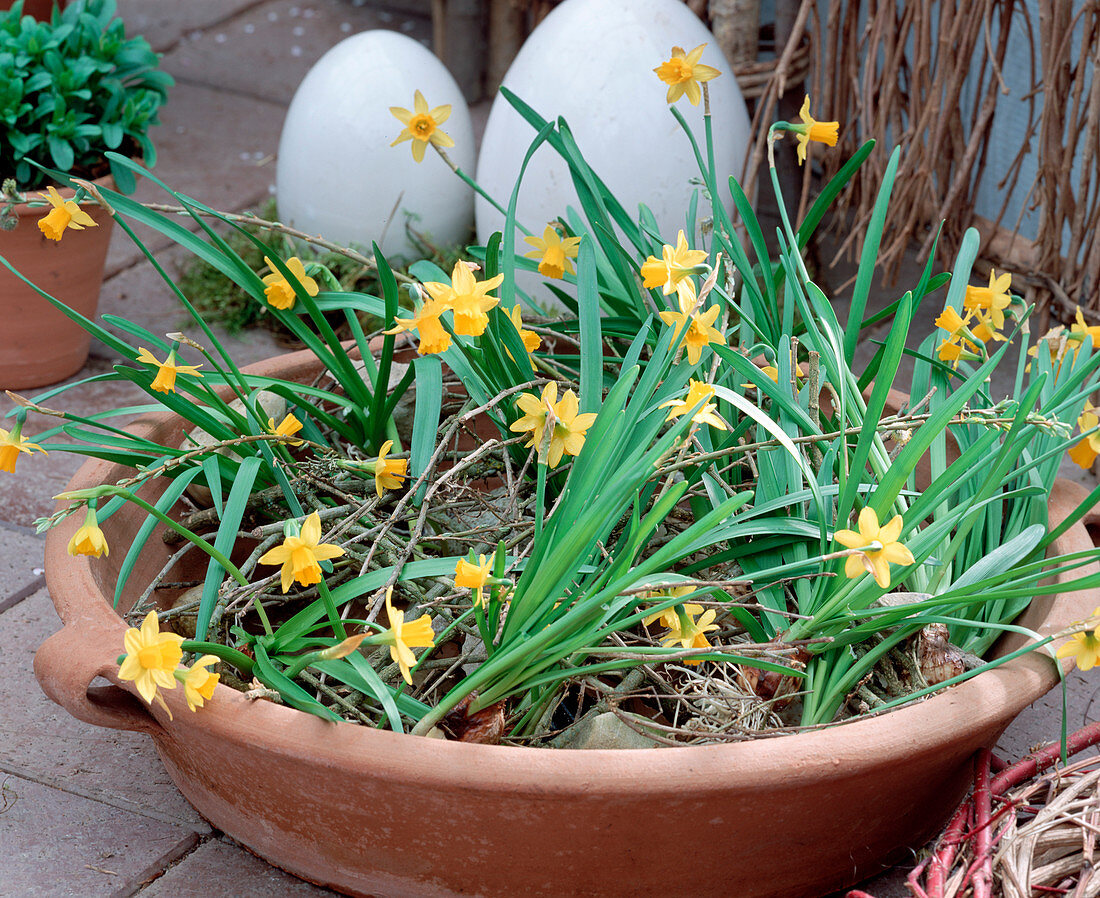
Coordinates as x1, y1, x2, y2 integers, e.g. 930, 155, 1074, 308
0, 524, 45, 606
1, 589, 208, 829
0, 774, 200, 898
997, 666, 1100, 761
160, 0, 431, 108
138, 837, 337, 896
116, 0, 265, 53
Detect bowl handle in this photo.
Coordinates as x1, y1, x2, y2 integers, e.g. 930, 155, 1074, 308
34, 621, 163, 735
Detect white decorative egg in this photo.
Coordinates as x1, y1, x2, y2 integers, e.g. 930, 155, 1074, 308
475, 0, 751, 258
277, 31, 475, 262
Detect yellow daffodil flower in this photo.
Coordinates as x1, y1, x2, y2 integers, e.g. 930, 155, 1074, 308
262, 256, 319, 311
507, 305, 541, 354
969, 307, 1008, 346
0, 424, 45, 473
657, 278, 726, 365
422, 261, 503, 337
1028, 308, 1100, 376
374, 439, 408, 497
504, 305, 541, 370
640, 230, 708, 295
660, 379, 727, 431
1069, 408, 1100, 469
117, 610, 185, 706
834, 507, 914, 589
180, 655, 220, 711
1056, 630, 1100, 670
454, 554, 492, 607
963, 269, 1013, 330
653, 43, 721, 106
1056, 610, 1100, 670
509, 382, 597, 468
1070, 307, 1100, 355
510, 385, 551, 453
390, 90, 454, 163
523, 225, 582, 279
933, 306, 982, 367
792, 96, 840, 164
67, 506, 109, 558
267, 413, 305, 447
386, 296, 452, 355
257, 510, 345, 593
379, 586, 435, 684
135, 347, 204, 394
642, 587, 697, 630
650, 603, 718, 665
37, 185, 98, 241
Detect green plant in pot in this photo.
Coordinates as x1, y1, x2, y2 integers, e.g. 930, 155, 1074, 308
10, 44, 1100, 898
0, 0, 171, 389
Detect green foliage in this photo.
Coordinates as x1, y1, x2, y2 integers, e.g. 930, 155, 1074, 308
0, 0, 172, 189
7, 77, 1100, 742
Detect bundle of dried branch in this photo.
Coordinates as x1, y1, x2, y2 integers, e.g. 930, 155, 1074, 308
850, 722, 1100, 898
812, 0, 1100, 326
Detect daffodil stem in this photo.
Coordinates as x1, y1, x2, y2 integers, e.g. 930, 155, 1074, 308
181, 639, 255, 677
766, 125, 811, 285
116, 490, 250, 587
283, 648, 327, 680
434, 147, 532, 238
318, 579, 347, 640
252, 596, 275, 637
534, 462, 547, 542
702, 82, 720, 262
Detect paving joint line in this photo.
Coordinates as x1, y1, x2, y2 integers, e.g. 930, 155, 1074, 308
146, 0, 270, 55
168, 72, 291, 109
0, 518, 43, 536
0, 575, 46, 616
0, 760, 212, 833
110, 831, 209, 898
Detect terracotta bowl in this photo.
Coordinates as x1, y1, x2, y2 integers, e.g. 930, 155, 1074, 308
34, 348, 1100, 898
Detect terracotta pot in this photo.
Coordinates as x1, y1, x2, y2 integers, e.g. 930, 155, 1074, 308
34, 347, 1100, 898
0, 177, 114, 389
0, 0, 57, 18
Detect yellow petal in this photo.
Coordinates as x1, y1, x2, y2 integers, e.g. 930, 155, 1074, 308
856, 507, 880, 539
300, 511, 322, 546
882, 542, 914, 566
834, 529, 862, 549
878, 515, 904, 545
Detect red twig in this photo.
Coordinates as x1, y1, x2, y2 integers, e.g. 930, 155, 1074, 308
905, 857, 931, 898
991, 721, 1100, 794
909, 721, 1100, 897
971, 749, 994, 898
926, 800, 971, 898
